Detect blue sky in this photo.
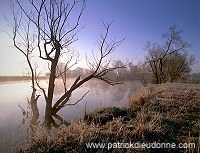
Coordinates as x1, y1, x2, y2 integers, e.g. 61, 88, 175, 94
77, 0, 200, 62
0, 0, 200, 75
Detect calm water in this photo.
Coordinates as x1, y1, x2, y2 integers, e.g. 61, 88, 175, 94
0, 79, 141, 151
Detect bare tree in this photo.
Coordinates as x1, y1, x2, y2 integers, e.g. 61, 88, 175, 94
51, 22, 125, 127
135, 62, 152, 86
6, 1, 40, 133
112, 59, 127, 81
163, 51, 195, 82
11, 0, 125, 130
56, 51, 79, 92
146, 25, 191, 84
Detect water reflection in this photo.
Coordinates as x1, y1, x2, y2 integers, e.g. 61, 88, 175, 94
0, 82, 31, 152
18, 79, 142, 125
0, 80, 142, 151
54, 79, 142, 123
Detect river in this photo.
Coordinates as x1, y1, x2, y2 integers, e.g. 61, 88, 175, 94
0, 79, 142, 151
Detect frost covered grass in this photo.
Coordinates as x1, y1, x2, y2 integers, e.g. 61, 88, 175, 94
16, 83, 200, 152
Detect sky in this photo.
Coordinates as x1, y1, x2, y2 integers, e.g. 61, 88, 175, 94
0, 0, 200, 76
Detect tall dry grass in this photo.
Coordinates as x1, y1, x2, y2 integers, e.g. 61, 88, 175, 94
16, 83, 200, 152
129, 83, 200, 152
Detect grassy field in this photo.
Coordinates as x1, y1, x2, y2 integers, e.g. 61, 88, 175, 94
14, 83, 200, 153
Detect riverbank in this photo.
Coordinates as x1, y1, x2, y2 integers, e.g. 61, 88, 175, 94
0, 76, 30, 85
16, 83, 200, 152
0, 76, 48, 85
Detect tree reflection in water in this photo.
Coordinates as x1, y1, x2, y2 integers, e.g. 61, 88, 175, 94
18, 92, 40, 136
18, 79, 142, 134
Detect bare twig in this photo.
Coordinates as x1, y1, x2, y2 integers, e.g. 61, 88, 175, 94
64, 90, 89, 107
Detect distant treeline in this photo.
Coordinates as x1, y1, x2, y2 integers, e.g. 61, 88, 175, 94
0, 76, 46, 82
49, 65, 200, 85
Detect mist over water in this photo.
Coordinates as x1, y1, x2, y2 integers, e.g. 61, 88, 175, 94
0, 79, 141, 151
